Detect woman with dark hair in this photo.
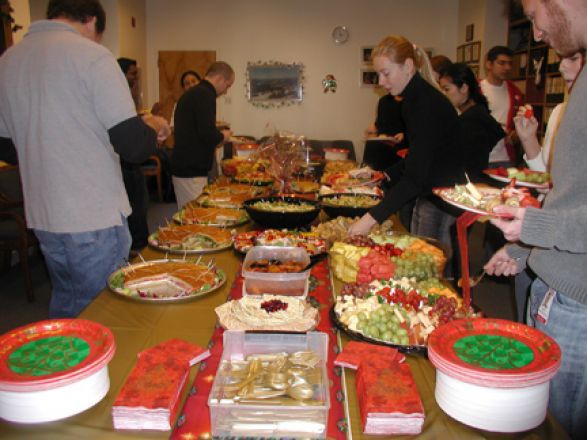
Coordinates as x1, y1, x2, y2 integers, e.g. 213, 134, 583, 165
180, 70, 201, 90
440, 62, 505, 180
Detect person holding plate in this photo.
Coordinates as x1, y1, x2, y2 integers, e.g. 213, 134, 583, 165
515, 50, 585, 172
439, 62, 505, 181
349, 35, 464, 276
485, 0, 587, 437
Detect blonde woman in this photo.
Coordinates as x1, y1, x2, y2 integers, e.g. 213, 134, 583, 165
349, 36, 463, 273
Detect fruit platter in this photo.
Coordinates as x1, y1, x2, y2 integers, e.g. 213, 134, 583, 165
333, 276, 473, 353
233, 229, 327, 257
484, 167, 551, 189
433, 181, 541, 216
329, 234, 447, 284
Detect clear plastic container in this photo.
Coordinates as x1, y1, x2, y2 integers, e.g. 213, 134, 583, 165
242, 246, 311, 297
208, 331, 330, 437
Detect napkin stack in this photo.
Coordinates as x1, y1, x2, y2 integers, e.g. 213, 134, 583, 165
112, 339, 210, 431
335, 341, 424, 435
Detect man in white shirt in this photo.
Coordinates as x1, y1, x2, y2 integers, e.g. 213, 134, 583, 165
480, 46, 524, 167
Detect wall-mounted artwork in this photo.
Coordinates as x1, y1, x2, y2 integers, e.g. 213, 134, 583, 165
360, 69, 379, 87
361, 46, 374, 65
246, 61, 304, 108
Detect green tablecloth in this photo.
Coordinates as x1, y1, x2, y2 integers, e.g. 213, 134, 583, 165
0, 222, 567, 439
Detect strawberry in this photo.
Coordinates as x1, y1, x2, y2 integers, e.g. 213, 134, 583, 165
524, 106, 533, 118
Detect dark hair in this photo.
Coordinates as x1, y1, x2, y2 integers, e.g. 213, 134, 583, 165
180, 70, 201, 88
430, 55, 453, 76
117, 57, 137, 75
47, 0, 106, 34
441, 62, 489, 110
205, 61, 234, 80
486, 45, 513, 62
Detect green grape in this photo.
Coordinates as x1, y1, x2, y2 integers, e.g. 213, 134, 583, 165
382, 331, 393, 341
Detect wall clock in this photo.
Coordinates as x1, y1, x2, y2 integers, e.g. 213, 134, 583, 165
332, 26, 349, 45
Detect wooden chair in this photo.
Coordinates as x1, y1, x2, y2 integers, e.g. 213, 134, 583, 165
0, 165, 37, 302
140, 155, 163, 202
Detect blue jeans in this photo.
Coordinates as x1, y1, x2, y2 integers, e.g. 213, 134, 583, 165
410, 196, 456, 277
527, 278, 587, 439
35, 218, 131, 318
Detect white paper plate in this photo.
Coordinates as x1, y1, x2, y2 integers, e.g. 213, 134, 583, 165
435, 370, 549, 433
0, 366, 110, 424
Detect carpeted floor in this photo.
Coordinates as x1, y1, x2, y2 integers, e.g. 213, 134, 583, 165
0, 203, 516, 335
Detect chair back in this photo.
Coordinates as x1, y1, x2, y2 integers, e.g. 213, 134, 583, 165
0, 166, 24, 205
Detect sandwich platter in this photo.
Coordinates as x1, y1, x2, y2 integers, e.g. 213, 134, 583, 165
108, 259, 226, 302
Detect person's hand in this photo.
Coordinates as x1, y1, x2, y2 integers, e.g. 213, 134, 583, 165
389, 132, 404, 144
350, 166, 374, 179
365, 123, 378, 138
221, 128, 232, 143
150, 102, 162, 116
489, 205, 527, 242
513, 106, 538, 143
142, 114, 171, 144
484, 246, 520, 276
348, 213, 377, 236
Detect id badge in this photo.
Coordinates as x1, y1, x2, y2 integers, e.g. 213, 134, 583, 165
535, 288, 556, 325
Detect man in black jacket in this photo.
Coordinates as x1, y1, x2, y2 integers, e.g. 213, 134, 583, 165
171, 62, 234, 209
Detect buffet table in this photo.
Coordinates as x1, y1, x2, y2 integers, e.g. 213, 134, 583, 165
0, 219, 568, 439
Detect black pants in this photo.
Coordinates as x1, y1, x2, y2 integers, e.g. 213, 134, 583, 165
121, 162, 149, 251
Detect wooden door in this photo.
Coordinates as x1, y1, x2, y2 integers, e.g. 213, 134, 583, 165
158, 50, 216, 147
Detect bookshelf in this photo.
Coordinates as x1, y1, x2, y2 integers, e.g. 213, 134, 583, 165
507, 0, 564, 135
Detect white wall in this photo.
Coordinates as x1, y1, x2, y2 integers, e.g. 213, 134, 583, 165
117, 0, 148, 106
145, 0, 460, 161
458, 0, 509, 77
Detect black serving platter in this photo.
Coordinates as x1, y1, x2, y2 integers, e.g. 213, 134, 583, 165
320, 193, 382, 218
243, 196, 321, 229
330, 306, 427, 355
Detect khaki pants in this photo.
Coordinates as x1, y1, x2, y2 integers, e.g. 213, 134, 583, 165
172, 176, 207, 210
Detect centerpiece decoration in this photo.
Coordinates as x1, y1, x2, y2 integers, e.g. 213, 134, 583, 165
251, 131, 308, 193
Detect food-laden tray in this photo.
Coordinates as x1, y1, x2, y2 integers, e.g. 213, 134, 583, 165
321, 170, 385, 187
330, 307, 425, 355
215, 295, 319, 332
233, 229, 327, 256
320, 193, 382, 218
332, 277, 475, 355
233, 172, 274, 186
193, 193, 252, 209
433, 186, 506, 216
148, 224, 233, 254
108, 259, 226, 302
433, 182, 541, 217
173, 206, 249, 227
484, 167, 550, 189
290, 180, 320, 194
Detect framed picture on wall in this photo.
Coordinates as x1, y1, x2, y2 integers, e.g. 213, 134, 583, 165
361, 46, 374, 65
360, 69, 379, 87
246, 61, 304, 104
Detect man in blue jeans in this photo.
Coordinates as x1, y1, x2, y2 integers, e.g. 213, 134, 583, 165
0, 0, 169, 317
484, 1, 587, 438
